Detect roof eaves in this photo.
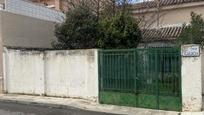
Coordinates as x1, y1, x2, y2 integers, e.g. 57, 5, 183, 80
132, 0, 204, 14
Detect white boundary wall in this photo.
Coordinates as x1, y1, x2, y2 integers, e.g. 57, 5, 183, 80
3, 49, 45, 95
3, 45, 204, 111
45, 50, 98, 100
3, 48, 98, 101
202, 49, 204, 95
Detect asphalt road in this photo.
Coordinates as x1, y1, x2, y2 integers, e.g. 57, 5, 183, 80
0, 102, 118, 115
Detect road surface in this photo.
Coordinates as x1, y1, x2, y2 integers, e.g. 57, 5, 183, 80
0, 102, 117, 115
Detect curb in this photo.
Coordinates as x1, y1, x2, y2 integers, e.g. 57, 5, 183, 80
180, 112, 204, 115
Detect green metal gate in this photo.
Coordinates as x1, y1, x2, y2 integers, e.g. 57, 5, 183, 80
98, 48, 181, 111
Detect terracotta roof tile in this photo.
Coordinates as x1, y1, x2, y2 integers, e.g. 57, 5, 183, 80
133, 0, 204, 9
142, 26, 184, 42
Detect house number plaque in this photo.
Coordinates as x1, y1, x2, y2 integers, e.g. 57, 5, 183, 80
181, 45, 200, 57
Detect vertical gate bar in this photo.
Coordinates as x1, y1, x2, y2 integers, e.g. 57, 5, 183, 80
106, 53, 108, 90
149, 49, 152, 95
121, 52, 123, 93
169, 50, 171, 95
115, 52, 117, 92
98, 50, 101, 102
122, 51, 124, 104
126, 52, 127, 92
124, 52, 126, 92
109, 53, 111, 90
175, 49, 178, 95
171, 50, 174, 95
135, 50, 138, 107
111, 53, 113, 91
118, 52, 120, 92
161, 49, 164, 95
175, 51, 178, 96
146, 50, 149, 94
110, 54, 112, 91
171, 49, 174, 96
119, 52, 122, 105
115, 52, 116, 91
133, 50, 136, 107
157, 49, 160, 109
169, 50, 172, 95
105, 53, 107, 90
144, 49, 146, 93
174, 49, 177, 102
150, 50, 153, 95
113, 53, 115, 92
178, 48, 182, 111
164, 48, 167, 94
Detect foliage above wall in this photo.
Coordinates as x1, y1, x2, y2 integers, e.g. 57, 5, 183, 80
177, 12, 204, 47
52, 0, 142, 49
53, 5, 99, 49
97, 12, 142, 49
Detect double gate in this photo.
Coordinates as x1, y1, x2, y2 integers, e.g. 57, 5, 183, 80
98, 48, 181, 111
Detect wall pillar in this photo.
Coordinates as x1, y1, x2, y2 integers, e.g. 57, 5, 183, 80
181, 44, 202, 111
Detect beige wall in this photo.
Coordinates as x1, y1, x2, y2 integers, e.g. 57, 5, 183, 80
0, 10, 57, 48
0, 0, 4, 4
134, 4, 204, 28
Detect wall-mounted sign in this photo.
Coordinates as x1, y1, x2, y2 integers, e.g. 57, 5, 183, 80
181, 45, 200, 57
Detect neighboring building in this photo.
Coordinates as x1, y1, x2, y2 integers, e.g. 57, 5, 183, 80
0, 0, 65, 22
0, 0, 64, 48
0, 0, 65, 92
29, 0, 61, 10
29, 0, 68, 12
30, 0, 114, 13
132, 0, 204, 47
32, 0, 204, 47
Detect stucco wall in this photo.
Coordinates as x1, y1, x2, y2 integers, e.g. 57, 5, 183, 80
0, 10, 57, 48
3, 49, 45, 95
45, 50, 98, 100
181, 45, 202, 111
202, 50, 204, 95
3, 48, 99, 101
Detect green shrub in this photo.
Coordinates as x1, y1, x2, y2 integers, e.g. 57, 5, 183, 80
53, 5, 99, 49
177, 12, 204, 46
53, 5, 142, 49
97, 12, 142, 49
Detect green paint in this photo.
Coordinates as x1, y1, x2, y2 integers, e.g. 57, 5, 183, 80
98, 48, 182, 111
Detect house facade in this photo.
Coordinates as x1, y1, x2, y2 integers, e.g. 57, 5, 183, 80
133, 0, 204, 47
30, 0, 114, 13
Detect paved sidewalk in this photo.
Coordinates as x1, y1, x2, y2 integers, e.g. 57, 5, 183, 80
0, 94, 179, 115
